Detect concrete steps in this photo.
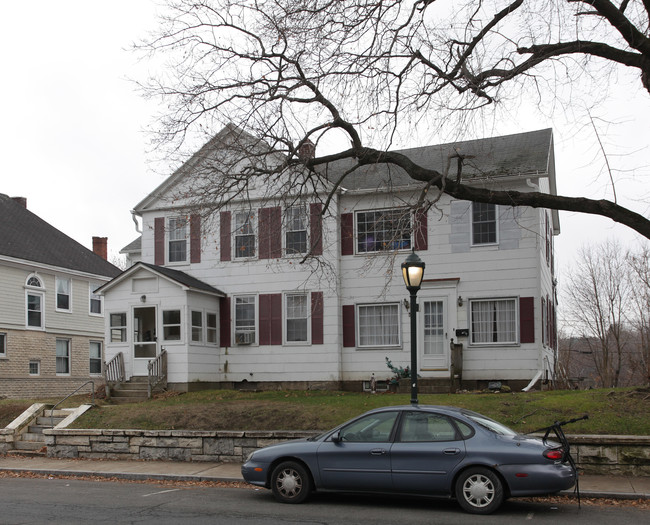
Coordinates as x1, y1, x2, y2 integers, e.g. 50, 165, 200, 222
7, 409, 69, 457
110, 377, 149, 404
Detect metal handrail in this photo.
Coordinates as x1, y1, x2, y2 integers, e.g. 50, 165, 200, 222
50, 380, 95, 429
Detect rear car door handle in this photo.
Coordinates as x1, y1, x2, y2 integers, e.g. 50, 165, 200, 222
370, 448, 387, 456
444, 448, 461, 455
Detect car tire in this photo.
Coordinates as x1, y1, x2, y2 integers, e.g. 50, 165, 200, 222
270, 461, 311, 504
455, 467, 504, 515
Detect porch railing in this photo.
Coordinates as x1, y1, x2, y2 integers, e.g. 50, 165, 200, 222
147, 349, 167, 398
104, 352, 125, 384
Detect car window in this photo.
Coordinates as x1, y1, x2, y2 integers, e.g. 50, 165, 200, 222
339, 411, 398, 442
463, 411, 517, 436
398, 411, 459, 442
452, 418, 475, 439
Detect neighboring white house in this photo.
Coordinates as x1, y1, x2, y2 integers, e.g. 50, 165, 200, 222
101, 125, 559, 392
0, 194, 121, 398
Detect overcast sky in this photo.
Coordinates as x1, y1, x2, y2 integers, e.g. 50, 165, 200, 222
2, 1, 648, 286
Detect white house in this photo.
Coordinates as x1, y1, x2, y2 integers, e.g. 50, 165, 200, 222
101, 125, 559, 393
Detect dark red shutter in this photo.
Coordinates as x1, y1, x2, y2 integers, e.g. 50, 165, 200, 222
310, 203, 323, 256
190, 214, 201, 263
220, 211, 231, 262
311, 291, 324, 344
342, 304, 356, 347
259, 207, 281, 259
219, 297, 231, 348
519, 297, 535, 344
154, 217, 165, 265
414, 209, 428, 251
259, 293, 282, 345
341, 213, 354, 256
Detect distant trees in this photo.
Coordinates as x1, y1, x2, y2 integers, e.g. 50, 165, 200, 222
560, 241, 650, 387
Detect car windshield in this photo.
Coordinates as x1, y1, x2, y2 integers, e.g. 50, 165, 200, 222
463, 411, 518, 436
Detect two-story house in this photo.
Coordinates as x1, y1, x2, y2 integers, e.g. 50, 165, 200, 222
0, 194, 121, 398
101, 125, 559, 393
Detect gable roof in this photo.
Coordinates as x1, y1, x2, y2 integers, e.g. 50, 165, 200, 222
97, 261, 225, 297
323, 128, 555, 192
0, 194, 121, 278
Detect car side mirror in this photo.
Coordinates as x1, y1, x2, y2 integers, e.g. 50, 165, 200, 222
331, 430, 342, 443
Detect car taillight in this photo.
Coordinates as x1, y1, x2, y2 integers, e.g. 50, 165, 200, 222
544, 448, 564, 461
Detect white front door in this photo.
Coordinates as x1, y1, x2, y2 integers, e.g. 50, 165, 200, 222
420, 297, 449, 370
133, 306, 157, 376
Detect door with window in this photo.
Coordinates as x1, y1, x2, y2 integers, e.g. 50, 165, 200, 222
133, 306, 157, 375
419, 297, 449, 370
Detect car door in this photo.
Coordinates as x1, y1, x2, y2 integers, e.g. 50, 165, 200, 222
316, 410, 399, 491
390, 410, 466, 495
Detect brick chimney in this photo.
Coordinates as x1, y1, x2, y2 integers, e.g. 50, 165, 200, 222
12, 197, 27, 208
93, 237, 108, 260
298, 139, 315, 161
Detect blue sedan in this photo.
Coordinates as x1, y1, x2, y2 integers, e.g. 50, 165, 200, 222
241, 405, 576, 514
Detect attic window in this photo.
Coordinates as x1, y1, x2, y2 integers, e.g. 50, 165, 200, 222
26, 275, 42, 288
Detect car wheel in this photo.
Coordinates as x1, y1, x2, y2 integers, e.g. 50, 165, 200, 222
271, 461, 311, 504
455, 467, 504, 515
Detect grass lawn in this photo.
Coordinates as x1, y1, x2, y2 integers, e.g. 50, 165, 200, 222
3, 386, 647, 435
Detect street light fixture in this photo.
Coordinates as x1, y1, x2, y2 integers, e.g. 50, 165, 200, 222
401, 250, 425, 405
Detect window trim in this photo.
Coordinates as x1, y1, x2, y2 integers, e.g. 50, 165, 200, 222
56, 338, 71, 376
355, 208, 412, 254
0, 332, 6, 358
233, 294, 258, 345
55, 277, 72, 313
26, 290, 45, 329
284, 206, 309, 256
356, 302, 401, 349
89, 341, 102, 376
471, 202, 499, 246
206, 312, 218, 345
29, 359, 40, 376
162, 309, 182, 342
89, 283, 103, 316
469, 297, 519, 346
109, 312, 128, 343
284, 292, 310, 344
191, 310, 204, 343
168, 216, 188, 264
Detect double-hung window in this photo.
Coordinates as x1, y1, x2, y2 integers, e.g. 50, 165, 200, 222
89, 341, 102, 375
356, 209, 411, 253
206, 313, 217, 344
472, 203, 497, 245
470, 298, 517, 344
168, 217, 187, 262
25, 274, 44, 329
191, 310, 203, 342
285, 293, 308, 342
110, 313, 127, 342
234, 295, 256, 344
358, 303, 400, 347
56, 277, 71, 311
0, 333, 6, 357
285, 207, 308, 255
163, 310, 181, 341
89, 283, 102, 315
56, 339, 71, 375
234, 211, 256, 258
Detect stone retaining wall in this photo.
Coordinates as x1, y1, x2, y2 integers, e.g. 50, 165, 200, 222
42, 429, 650, 476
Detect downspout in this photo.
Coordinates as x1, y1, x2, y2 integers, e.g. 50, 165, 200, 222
522, 370, 543, 392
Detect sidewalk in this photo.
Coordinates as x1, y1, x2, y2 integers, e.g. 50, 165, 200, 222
1, 455, 648, 500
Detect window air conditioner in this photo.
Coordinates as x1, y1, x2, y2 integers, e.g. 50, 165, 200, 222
235, 331, 255, 345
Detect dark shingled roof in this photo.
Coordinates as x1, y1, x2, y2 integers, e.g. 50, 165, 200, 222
322, 129, 553, 191
0, 194, 121, 278
138, 262, 225, 296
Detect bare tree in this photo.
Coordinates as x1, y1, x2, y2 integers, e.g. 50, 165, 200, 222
136, 0, 650, 239
627, 246, 650, 384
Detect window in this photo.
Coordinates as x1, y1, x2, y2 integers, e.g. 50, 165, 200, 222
89, 283, 102, 315
234, 211, 256, 258
27, 275, 42, 287
470, 298, 517, 344
168, 217, 187, 262
0, 333, 6, 357
356, 209, 411, 253
399, 411, 459, 442
56, 339, 70, 375
89, 341, 102, 375
286, 294, 308, 342
110, 313, 127, 342
234, 295, 256, 344
206, 313, 217, 344
191, 310, 203, 342
338, 410, 398, 442
29, 360, 40, 376
472, 202, 497, 245
27, 292, 43, 328
56, 277, 71, 311
358, 303, 400, 347
163, 310, 181, 341
285, 207, 307, 254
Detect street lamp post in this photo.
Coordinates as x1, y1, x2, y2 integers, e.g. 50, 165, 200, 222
401, 250, 425, 405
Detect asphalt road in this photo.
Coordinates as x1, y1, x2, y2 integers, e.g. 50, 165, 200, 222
0, 477, 647, 524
